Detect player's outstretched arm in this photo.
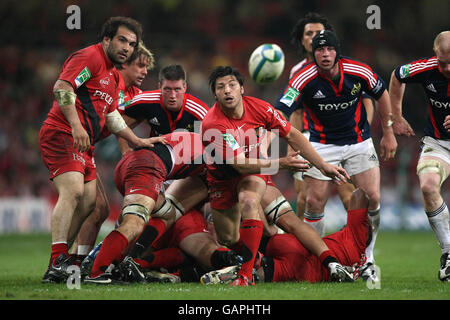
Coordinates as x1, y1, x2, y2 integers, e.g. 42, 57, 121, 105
284, 126, 350, 184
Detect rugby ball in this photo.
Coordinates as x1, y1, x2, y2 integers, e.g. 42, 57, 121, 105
248, 43, 285, 84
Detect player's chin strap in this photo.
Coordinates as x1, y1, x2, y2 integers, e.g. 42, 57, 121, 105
264, 196, 294, 233
417, 159, 446, 186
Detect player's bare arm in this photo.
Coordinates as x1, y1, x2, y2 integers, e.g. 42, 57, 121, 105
116, 114, 142, 155
388, 71, 415, 137
285, 126, 350, 184
227, 150, 310, 175
53, 79, 90, 153
375, 91, 398, 161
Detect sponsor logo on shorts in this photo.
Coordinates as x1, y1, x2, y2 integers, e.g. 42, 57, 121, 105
72, 153, 86, 166
368, 154, 377, 161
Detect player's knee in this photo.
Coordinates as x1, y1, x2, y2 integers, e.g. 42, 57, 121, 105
121, 203, 150, 224
217, 235, 238, 248
419, 177, 440, 198
417, 159, 446, 186
305, 194, 325, 212
239, 194, 260, 216
349, 188, 369, 211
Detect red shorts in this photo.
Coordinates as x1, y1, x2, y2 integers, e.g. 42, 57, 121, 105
266, 208, 369, 283
38, 124, 96, 181
208, 174, 274, 210
153, 209, 208, 250
114, 149, 167, 201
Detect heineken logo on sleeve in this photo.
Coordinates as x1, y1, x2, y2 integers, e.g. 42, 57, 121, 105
75, 67, 91, 88
399, 64, 410, 79
279, 87, 300, 107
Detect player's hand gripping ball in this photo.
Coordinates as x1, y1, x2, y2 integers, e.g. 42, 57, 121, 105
249, 43, 285, 84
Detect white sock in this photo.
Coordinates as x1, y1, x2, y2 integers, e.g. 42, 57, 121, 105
77, 245, 93, 256
304, 211, 325, 236
426, 202, 450, 254
365, 206, 380, 264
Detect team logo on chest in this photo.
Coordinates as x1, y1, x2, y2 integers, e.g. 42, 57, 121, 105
351, 83, 361, 95
99, 77, 110, 88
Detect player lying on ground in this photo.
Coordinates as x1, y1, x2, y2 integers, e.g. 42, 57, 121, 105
201, 188, 371, 284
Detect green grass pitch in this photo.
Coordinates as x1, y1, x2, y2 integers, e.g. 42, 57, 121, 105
0, 231, 448, 301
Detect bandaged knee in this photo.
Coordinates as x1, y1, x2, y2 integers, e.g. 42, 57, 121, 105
165, 194, 184, 220
151, 198, 174, 218
122, 204, 150, 223
264, 196, 293, 224
417, 159, 446, 185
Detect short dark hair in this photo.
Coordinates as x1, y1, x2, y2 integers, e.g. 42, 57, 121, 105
99, 16, 143, 48
158, 64, 186, 83
290, 12, 334, 54
208, 66, 244, 94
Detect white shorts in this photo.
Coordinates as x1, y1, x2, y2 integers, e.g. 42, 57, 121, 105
419, 136, 450, 164
303, 138, 379, 181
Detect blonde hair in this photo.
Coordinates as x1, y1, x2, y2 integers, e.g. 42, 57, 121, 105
127, 40, 155, 70
433, 31, 450, 54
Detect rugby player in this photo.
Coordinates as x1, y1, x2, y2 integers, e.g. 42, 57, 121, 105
276, 30, 398, 282
39, 17, 160, 283
275, 12, 375, 220
389, 30, 450, 281
71, 41, 155, 263
201, 66, 350, 286
203, 188, 371, 284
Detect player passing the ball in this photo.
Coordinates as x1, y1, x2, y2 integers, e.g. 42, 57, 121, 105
201, 66, 350, 286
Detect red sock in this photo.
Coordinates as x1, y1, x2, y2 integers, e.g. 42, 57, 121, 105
90, 230, 128, 278
235, 219, 263, 278
135, 247, 185, 269
51, 243, 68, 265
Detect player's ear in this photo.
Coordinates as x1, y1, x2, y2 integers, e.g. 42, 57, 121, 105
158, 82, 162, 89
240, 86, 244, 95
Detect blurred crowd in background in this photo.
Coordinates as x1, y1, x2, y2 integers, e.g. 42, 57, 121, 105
0, 0, 448, 217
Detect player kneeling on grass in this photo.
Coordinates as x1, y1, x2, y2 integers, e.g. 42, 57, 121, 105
201, 188, 371, 285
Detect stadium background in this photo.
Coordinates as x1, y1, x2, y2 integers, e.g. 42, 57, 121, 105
0, 0, 448, 234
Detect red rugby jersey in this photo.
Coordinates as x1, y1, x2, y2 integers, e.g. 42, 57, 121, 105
44, 43, 119, 144
201, 96, 291, 180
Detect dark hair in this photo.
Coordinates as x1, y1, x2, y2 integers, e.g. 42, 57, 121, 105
158, 64, 186, 83
208, 66, 244, 94
99, 16, 143, 48
290, 12, 334, 54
